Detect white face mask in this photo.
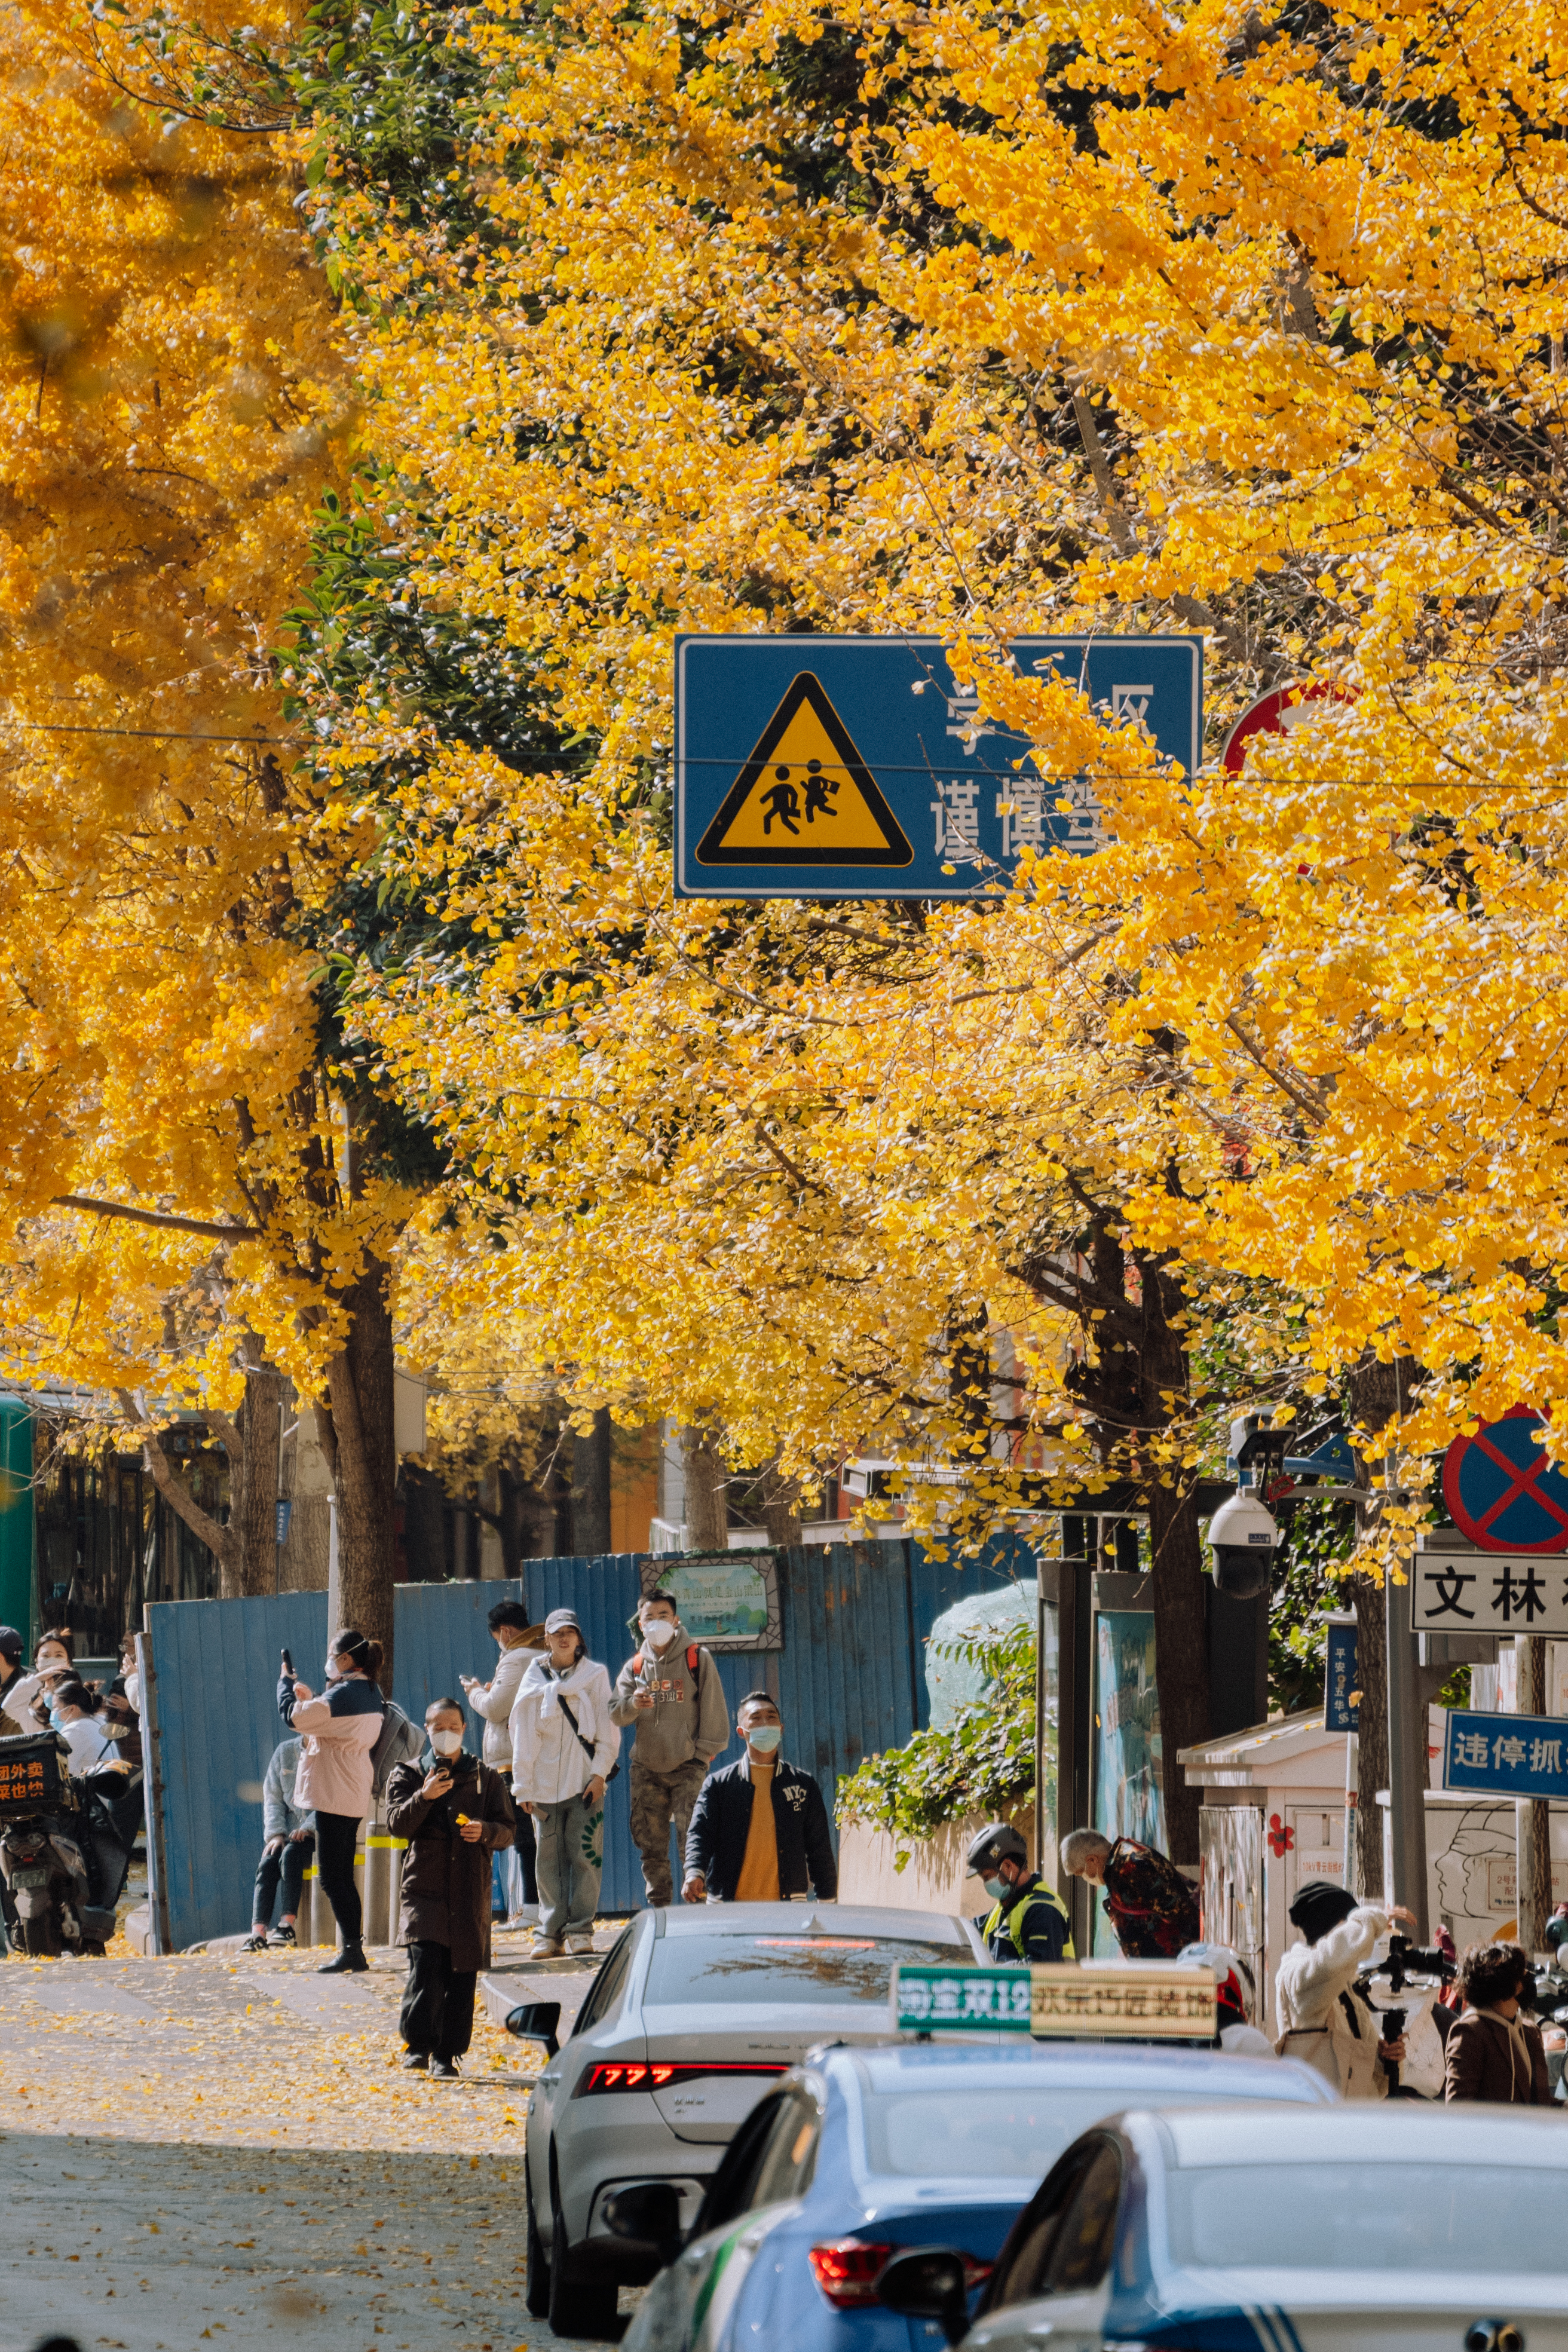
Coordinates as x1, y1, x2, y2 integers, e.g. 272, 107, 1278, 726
644, 1619, 678, 1650
430, 1728, 464, 1757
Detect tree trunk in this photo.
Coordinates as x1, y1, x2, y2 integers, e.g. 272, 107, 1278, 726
572, 1408, 614, 1555
320, 1253, 397, 1688
238, 1364, 283, 1597
681, 1426, 729, 1550
1145, 1477, 1209, 1865
120, 1391, 240, 1591
402, 1463, 446, 1584
1518, 1634, 1550, 1953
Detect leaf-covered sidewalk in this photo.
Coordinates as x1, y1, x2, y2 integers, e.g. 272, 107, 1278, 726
0, 1943, 609, 2352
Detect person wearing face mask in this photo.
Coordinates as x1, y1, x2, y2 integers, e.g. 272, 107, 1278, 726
279, 1627, 385, 1974
18, 1631, 75, 1733
682, 1693, 837, 1904
612, 1590, 730, 1910
508, 1610, 620, 1958
46, 1680, 120, 1776
963, 1821, 1073, 1965
385, 1698, 516, 2075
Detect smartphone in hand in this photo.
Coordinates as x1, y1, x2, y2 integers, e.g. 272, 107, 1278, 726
281, 1647, 294, 1677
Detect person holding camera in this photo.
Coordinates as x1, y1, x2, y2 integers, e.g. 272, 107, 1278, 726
1443, 1941, 1554, 2104
1275, 1883, 1414, 2096
385, 1696, 515, 2077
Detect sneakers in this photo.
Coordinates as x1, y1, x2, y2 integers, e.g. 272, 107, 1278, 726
531, 1936, 565, 1959
566, 1933, 597, 1956
504, 1907, 538, 1930
318, 1942, 369, 1975
241, 1930, 269, 1953
268, 1923, 296, 1949
430, 2056, 460, 2080
401, 2050, 428, 2071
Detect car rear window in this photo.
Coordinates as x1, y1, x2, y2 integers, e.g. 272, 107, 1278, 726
863, 2086, 1159, 2181
645, 1934, 966, 2007
1167, 2161, 1568, 2276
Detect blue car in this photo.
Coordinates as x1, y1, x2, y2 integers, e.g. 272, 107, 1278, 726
618, 2041, 1336, 2352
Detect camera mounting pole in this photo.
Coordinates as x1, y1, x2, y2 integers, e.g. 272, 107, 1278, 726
1387, 1566, 1430, 1941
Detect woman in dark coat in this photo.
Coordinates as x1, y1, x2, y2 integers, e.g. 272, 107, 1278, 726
385, 1695, 516, 2077
1444, 1940, 1554, 2105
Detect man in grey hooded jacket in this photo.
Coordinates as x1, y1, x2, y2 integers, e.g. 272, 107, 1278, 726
611, 1591, 730, 1907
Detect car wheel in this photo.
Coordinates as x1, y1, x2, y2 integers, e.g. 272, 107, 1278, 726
548, 2172, 620, 2340
524, 2155, 551, 2319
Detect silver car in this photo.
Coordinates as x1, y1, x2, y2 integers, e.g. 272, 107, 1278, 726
508, 1901, 985, 2339
880, 2102, 1568, 2352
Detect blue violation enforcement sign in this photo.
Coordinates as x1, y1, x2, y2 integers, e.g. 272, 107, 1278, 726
892, 1962, 1217, 2040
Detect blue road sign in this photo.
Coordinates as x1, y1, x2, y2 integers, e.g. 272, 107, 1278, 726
1324, 1616, 1359, 1732
274, 1497, 293, 1548
674, 634, 1203, 899
1444, 1707, 1568, 1801
1442, 1408, 1568, 1553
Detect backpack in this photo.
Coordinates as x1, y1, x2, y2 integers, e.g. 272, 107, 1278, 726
369, 1700, 424, 1798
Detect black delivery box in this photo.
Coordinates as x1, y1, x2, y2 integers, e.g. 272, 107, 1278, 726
0, 1730, 72, 1817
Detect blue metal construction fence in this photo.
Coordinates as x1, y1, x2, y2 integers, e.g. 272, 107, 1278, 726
143, 1536, 1034, 1950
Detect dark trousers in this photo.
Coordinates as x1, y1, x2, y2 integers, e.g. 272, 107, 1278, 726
253, 1834, 315, 1928
314, 1811, 363, 1943
400, 1939, 477, 2059
516, 1805, 538, 1904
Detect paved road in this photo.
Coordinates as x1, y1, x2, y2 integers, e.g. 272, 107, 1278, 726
0, 1936, 620, 2352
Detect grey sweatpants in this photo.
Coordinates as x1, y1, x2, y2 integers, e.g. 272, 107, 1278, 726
532, 1793, 604, 1938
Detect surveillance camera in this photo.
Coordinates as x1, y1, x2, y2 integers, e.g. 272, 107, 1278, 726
1208, 1490, 1280, 1600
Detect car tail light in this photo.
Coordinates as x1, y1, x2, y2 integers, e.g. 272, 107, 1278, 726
574, 2059, 788, 2097
807, 2242, 993, 2309
808, 2240, 895, 2307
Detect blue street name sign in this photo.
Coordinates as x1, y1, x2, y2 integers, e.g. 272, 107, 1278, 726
1324, 1615, 1359, 1733
675, 633, 1203, 899
1444, 1708, 1568, 1802
275, 1497, 293, 1548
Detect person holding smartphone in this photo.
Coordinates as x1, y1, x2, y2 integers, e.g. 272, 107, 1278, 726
278, 1628, 385, 1974
385, 1696, 515, 2075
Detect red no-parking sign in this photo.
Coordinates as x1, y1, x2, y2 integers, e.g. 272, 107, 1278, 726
1441, 1408, 1568, 1554
1221, 681, 1353, 773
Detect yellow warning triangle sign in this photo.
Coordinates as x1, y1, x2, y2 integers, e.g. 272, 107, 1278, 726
695, 671, 912, 866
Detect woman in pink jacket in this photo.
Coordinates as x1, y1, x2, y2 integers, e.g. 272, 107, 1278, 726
279, 1628, 385, 1974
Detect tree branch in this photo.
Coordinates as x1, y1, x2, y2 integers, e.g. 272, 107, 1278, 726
117, 1390, 234, 1565
54, 1195, 259, 1242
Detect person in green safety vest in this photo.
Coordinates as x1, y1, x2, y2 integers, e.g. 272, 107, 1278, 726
965, 1821, 1073, 1964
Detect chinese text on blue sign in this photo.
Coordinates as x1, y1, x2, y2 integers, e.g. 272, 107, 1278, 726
1412, 1547, 1568, 1637
675, 635, 1203, 899
1444, 1710, 1568, 1802
1324, 1616, 1359, 1733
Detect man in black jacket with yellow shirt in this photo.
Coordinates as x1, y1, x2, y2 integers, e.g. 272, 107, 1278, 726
682, 1692, 837, 1902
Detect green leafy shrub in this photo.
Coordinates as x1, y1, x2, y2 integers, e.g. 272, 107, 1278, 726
835, 1621, 1051, 1868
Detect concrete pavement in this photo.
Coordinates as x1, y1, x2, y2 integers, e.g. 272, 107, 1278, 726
0, 1933, 622, 2352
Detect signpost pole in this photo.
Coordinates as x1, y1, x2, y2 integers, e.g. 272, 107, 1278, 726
1387, 1561, 1429, 1937
1058, 1517, 1095, 1956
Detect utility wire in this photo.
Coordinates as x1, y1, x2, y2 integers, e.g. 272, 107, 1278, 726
8, 719, 1564, 791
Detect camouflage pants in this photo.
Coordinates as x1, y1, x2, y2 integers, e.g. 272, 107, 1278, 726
630, 1755, 709, 1908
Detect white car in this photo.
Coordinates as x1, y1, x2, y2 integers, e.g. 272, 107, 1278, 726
878, 2102, 1568, 2352
507, 1900, 985, 2338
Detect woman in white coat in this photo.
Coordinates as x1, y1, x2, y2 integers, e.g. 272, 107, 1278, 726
460, 1601, 540, 1927
508, 1608, 619, 1958
1275, 1881, 1414, 2096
